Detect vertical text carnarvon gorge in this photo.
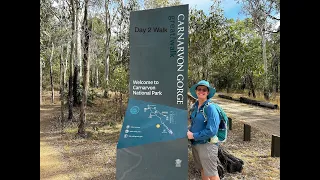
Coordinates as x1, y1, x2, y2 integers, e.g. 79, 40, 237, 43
176, 13, 185, 105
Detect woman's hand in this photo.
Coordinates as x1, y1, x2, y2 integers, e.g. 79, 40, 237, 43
187, 130, 194, 139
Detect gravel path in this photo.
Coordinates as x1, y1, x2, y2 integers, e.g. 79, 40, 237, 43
212, 96, 280, 137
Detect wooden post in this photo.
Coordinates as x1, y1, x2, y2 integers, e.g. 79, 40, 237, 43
228, 117, 232, 130
244, 124, 251, 141
271, 135, 280, 157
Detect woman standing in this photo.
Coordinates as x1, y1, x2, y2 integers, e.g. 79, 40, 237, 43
187, 80, 221, 180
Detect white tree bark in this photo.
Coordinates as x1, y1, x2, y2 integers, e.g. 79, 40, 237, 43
64, 44, 69, 87
60, 45, 65, 124
76, 0, 82, 77
240, 0, 277, 99
68, 0, 75, 120
105, 0, 111, 84
262, 27, 268, 95
73, 0, 81, 106
49, 42, 55, 104
96, 64, 99, 87
78, 0, 91, 136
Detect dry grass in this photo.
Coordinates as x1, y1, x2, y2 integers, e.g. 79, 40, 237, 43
41, 92, 123, 180
40, 91, 280, 180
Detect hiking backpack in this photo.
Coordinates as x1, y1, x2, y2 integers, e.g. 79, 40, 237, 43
190, 100, 228, 143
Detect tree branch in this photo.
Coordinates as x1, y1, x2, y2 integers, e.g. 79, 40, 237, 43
67, 0, 73, 17
111, 5, 120, 25
266, 28, 280, 34
268, 14, 280, 21
266, 1, 274, 16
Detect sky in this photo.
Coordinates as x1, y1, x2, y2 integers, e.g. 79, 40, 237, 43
181, 0, 247, 20
51, 0, 279, 29
52, 0, 269, 21
180, 0, 279, 29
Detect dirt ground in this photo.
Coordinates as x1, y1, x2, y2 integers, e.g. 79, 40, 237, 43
40, 104, 70, 180
40, 94, 280, 180
212, 95, 280, 137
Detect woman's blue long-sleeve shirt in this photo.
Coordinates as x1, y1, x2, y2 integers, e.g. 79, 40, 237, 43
189, 99, 220, 145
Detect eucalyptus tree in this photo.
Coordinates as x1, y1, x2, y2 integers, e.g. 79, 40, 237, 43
238, 0, 280, 99
78, 0, 92, 136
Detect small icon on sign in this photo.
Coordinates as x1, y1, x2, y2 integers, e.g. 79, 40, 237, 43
126, 125, 130, 129
130, 106, 140, 114
125, 130, 129, 133
175, 159, 182, 167
124, 134, 128, 138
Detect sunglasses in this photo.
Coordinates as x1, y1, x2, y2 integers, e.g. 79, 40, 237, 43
196, 88, 208, 92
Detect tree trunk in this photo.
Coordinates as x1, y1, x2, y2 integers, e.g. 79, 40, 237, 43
202, 71, 205, 81
95, 65, 99, 88
64, 44, 69, 89
78, 0, 91, 137
117, 1, 123, 63
68, 0, 75, 121
274, 61, 278, 93
271, 52, 278, 94
105, 0, 111, 84
273, 54, 280, 93
90, 66, 93, 86
40, 58, 43, 105
73, 0, 81, 106
261, 27, 269, 100
73, 66, 80, 106
120, 92, 123, 119
77, 0, 82, 77
60, 45, 65, 125
247, 73, 255, 98
49, 42, 55, 104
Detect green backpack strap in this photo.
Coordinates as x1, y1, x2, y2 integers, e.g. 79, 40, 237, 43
202, 100, 213, 122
